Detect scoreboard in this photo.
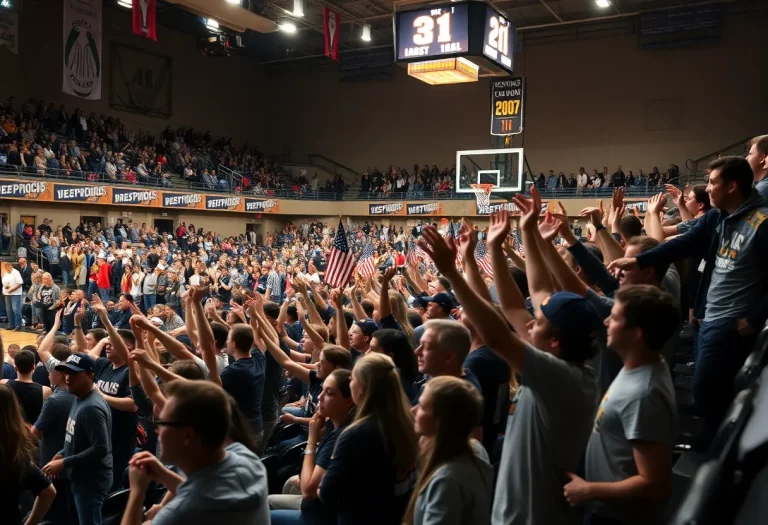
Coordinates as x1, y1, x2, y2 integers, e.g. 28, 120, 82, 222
396, 4, 469, 61
394, 1, 515, 75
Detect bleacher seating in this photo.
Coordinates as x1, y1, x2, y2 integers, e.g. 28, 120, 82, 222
670, 327, 768, 525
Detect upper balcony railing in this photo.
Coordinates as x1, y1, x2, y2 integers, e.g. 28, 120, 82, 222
0, 164, 679, 202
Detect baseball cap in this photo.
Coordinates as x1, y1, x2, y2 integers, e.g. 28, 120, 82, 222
355, 319, 379, 338
55, 353, 96, 373
422, 292, 455, 314
540, 291, 603, 339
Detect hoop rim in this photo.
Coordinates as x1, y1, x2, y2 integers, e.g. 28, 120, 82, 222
469, 183, 496, 194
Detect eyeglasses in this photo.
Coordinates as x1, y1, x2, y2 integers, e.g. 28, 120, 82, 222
154, 420, 190, 429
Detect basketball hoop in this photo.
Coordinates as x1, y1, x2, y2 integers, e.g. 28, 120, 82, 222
470, 184, 495, 208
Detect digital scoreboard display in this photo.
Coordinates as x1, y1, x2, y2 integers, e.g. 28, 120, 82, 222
483, 7, 513, 71
394, 2, 514, 74
396, 4, 469, 61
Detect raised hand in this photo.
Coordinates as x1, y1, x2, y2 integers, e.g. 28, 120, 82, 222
611, 187, 625, 212
381, 266, 396, 285
579, 200, 604, 228
538, 212, 564, 243
487, 211, 511, 249
128, 348, 151, 366
188, 285, 208, 302
512, 187, 543, 231
331, 288, 343, 309
648, 192, 666, 215
130, 315, 154, 331
74, 300, 86, 324
665, 184, 684, 208
418, 226, 458, 276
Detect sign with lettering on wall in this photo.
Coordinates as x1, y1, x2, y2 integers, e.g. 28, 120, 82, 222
110, 43, 172, 118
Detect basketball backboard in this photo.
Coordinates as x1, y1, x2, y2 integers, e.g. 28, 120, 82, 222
455, 148, 524, 193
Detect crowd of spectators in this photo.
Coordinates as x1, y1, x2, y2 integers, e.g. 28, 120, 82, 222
360, 165, 456, 198
0, 136, 766, 525
532, 164, 682, 193
0, 96, 289, 193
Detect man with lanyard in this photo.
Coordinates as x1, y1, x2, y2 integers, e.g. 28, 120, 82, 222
610, 156, 768, 445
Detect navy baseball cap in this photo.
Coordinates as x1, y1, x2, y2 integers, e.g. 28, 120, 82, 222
55, 353, 96, 373
422, 292, 455, 314
540, 291, 603, 339
355, 319, 379, 337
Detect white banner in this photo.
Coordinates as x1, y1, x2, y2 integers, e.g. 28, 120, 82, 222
62, 0, 102, 100
0, 11, 19, 55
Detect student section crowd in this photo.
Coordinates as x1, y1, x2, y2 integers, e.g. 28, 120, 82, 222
0, 135, 767, 525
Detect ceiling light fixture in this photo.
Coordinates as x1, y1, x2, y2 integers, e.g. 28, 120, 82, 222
279, 21, 297, 33
205, 18, 221, 33
361, 23, 371, 42
225, 0, 241, 5
117, 0, 132, 8
293, 0, 304, 17
595, 0, 611, 8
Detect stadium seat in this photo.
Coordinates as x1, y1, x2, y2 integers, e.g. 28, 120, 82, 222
101, 489, 133, 525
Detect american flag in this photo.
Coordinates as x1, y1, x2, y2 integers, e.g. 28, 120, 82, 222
325, 220, 357, 288
444, 221, 463, 267
475, 241, 494, 278
512, 232, 525, 255
406, 236, 422, 267
357, 243, 377, 278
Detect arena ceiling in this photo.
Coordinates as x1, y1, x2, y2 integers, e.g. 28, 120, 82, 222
122, 0, 744, 65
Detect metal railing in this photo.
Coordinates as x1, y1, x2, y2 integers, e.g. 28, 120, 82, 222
0, 163, 685, 201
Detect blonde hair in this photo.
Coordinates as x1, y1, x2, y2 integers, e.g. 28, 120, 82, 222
404, 376, 484, 525
388, 290, 414, 339
348, 353, 418, 475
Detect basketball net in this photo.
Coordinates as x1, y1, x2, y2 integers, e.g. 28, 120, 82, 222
470, 183, 495, 208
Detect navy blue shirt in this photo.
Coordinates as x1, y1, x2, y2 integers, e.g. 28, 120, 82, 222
464, 346, 511, 453
301, 422, 348, 525
221, 350, 266, 432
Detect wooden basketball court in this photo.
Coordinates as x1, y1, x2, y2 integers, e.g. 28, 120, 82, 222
0, 328, 39, 350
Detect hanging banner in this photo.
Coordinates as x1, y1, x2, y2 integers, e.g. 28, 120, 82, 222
132, 0, 157, 41
407, 202, 443, 216
369, 203, 406, 216
112, 188, 162, 207
162, 191, 205, 209
206, 195, 244, 212
0, 11, 19, 55
0, 179, 51, 200
63, 0, 102, 100
53, 183, 110, 203
491, 77, 524, 136
244, 198, 281, 214
324, 7, 340, 62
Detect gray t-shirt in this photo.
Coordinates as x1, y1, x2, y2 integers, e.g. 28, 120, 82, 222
153, 442, 269, 525
492, 344, 599, 525
585, 360, 678, 525
34, 388, 76, 465
415, 440, 493, 525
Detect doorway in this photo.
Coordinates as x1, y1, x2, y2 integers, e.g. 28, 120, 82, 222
154, 219, 174, 235
20, 215, 36, 229
81, 216, 105, 228
0, 212, 9, 254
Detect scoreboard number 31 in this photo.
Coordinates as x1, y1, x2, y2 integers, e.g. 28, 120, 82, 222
413, 9, 453, 46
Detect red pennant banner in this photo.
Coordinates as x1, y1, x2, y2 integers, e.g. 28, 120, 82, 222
133, 0, 157, 42
324, 7, 340, 62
